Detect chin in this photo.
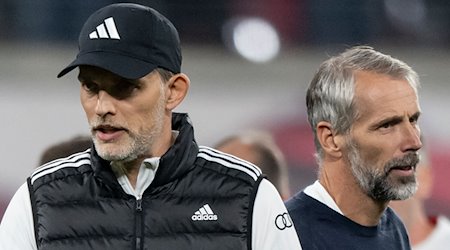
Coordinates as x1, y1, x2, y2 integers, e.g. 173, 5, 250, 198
95, 145, 128, 161
385, 181, 418, 201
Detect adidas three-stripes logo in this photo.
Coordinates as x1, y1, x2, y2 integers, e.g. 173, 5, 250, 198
191, 204, 218, 221
89, 17, 121, 40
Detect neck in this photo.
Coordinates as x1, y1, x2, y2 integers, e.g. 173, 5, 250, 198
319, 161, 388, 226
112, 120, 174, 188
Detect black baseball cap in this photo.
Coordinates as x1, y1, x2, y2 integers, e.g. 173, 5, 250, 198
57, 3, 181, 79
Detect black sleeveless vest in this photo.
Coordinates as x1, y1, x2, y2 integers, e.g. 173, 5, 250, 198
29, 113, 263, 250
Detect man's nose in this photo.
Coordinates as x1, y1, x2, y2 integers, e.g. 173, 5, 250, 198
401, 123, 422, 153
95, 90, 116, 117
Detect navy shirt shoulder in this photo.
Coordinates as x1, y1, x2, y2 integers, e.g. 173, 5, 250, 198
285, 191, 411, 250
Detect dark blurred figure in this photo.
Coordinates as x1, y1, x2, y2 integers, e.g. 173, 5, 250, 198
305, 0, 382, 45
165, 0, 229, 44
39, 135, 92, 165
12, 1, 113, 41
427, 0, 450, 45
0, 135, 91, 221
0, 0, 15, 40
10, 0, 170, 42
215, 130, 291, 200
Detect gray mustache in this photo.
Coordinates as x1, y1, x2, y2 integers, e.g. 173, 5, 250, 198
386, 153, 420, 170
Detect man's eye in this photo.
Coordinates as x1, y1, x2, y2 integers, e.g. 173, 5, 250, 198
111, 82, 139, 99
378, 120, 398, 130
82, 82, 99, 93
380, 123, 391, 129
119, 83, 137, 93
409, 116, 419, 124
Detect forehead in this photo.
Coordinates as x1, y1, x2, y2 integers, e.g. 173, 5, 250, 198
353, 70, 420, 120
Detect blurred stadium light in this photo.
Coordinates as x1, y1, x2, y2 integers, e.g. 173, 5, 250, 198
222, 17, 280, 63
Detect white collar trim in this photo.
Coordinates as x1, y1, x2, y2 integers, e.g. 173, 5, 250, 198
303, 180, 343, 214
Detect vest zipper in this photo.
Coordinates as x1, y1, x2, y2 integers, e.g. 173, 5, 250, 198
135, 198, 143, 250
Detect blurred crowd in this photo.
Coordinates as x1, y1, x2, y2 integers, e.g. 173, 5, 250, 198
0, 0, 449, 47
0, 1, 450, 249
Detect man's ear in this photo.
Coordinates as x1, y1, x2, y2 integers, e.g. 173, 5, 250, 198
316, 121, 345, 159
165, 73, 190, 110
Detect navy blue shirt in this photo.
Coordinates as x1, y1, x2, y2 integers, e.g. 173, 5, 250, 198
286, 191, 411, 250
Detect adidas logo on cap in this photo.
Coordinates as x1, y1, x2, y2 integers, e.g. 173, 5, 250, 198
89, 17, 120, 40
191, 204, 218, 221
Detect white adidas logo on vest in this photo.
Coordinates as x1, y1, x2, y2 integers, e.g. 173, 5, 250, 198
89, 17, 121, 40
191, 204, 218, 221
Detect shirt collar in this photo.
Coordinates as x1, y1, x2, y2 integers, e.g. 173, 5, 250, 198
303, 180, 343, 214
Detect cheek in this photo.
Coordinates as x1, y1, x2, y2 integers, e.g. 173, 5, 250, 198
80, 94, 96, 118
141, 94, 166, 117
358, 143, 386, 168
129, 103, 160, 127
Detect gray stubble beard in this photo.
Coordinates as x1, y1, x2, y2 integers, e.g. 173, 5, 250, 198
346, 139, 418, 202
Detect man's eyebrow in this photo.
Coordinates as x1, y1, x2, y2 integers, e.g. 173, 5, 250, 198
410, 111, 421, 120
371, 111, 422, 129
374, 116, 403, 127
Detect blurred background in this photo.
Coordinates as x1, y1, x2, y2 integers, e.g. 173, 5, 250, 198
0, 0, 449, 220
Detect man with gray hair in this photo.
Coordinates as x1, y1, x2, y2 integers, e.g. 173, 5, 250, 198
286, 46, 422, 249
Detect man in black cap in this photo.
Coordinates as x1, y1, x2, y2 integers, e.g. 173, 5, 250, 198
0, 3, 302, 250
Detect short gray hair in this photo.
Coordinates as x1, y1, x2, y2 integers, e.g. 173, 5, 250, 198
155, 68, 174, 83
306, 46, 420, 162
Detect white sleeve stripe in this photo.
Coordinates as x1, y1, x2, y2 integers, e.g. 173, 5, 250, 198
199, 146, 262, 175
198, 151, 259, 181
31, 159, 92, 184
199, 146, 262, 176
32, 149, 91, 177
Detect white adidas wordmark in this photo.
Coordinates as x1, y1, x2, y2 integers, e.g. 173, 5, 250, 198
89, 17, 121, 40
191, 204, 218, 221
